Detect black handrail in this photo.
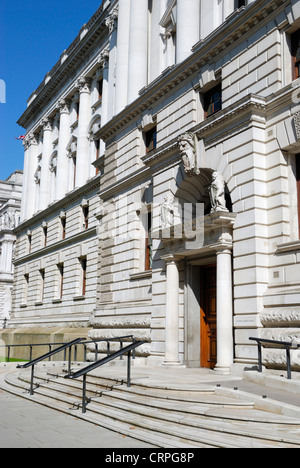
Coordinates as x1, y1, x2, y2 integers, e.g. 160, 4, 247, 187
17, 338, 85, 395
65, 340, 146, 414
249, 337, 300, 380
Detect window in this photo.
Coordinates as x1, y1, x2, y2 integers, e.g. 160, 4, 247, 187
43, 226, 48, 247
297, 156, 300, 238
291, 30, 300, 80
58, 264, 64, 299
235, 0, 246, 8
61, 217, 66, 240
39, 269, 45, 302
76, 101, 80, 120
97, 79, 103, 101
27, 233, 32, 254
80, 258, 87, 296
145, 126, 157, 154
145, 211, 153, 271
204, 84, 222, 118
83, 205, 89, 230
72, 156, 77, 188
24, 273, 29, 304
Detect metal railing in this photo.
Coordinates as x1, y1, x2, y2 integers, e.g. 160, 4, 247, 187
65, 340, 147, 414
249, 337, 300, 380
0, 335, 136, 364
17, 338, 85, 395
4, 335, 142, 398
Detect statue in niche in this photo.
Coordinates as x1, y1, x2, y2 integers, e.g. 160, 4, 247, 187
209, 171, 228, 213
160, 194, 174, 229
178, 133, 198, 176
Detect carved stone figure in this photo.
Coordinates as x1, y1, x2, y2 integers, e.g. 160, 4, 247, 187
209, 171, 228, 213
160, 194, 174, 228
178, 133, 197, 176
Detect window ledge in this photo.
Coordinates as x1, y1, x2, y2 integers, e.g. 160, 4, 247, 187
73, 295, 86, 301
20, 303, 27, 309
130, 270, 152, 280
276, 240, 300, 253
52, 298, 62, 304
34, 301, 43, 306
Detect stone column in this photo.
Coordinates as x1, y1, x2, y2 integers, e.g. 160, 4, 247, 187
115, 0, 131, 113
106, 6, 118, 121
215, 246, 234, 374
56, 99, 71, 200
75, 77, 92, 188
39, 118, 53, 211
176, 0, 200, 63
21, 134, 38, 221
127, 0, 149, 104
163, 255, 182, 366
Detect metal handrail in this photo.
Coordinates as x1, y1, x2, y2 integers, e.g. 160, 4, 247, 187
65, 340, 147, 414
249, 337, 300, 380
17, 338, 85, 395
0, 335, 135, 363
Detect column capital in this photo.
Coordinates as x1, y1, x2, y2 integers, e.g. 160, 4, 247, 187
23, 133, 38, 150
76, 76, 92, 94
105, 6, 118, 34
41, 117, 53, 132
161, 254, 184, 265
97, 47, 110, 69
57, 98, 71, 114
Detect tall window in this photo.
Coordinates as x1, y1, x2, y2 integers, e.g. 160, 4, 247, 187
83, 205, 89, 230
296, 156, 300, 238
80, 257, 87, 296
235, 0, 246, 8
43, 226, 48, 247
97, 79, 103, 101
145, 211, 152, 271
204, 84, 222, 118
61, 217, 66, 240
291, 30, 300, 80
72, 156, 77, 188
58, 264, 64, 299
24, 273, 29, 304
27, 233, 32, 254
145, 126, 157, 154
39, 269, 45, 302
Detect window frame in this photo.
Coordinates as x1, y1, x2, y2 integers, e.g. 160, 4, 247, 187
203, 84, 222, 119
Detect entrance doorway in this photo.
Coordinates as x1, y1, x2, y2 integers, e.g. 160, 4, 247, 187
200, 265, 217, 369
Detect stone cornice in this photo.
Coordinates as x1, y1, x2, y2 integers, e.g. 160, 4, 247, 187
17, 1, 118, 129
99, 0, 289, 142
15, 175, 101, 235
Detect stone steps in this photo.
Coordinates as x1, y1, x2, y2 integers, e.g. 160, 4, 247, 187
2, 365, 300, 448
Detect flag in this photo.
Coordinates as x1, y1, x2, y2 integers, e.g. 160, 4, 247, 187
15, 135, 25, 140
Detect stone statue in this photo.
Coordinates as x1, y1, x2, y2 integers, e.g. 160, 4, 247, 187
178, 133, 197, 176
160, 194, 174, 228
209, 171, 228, 213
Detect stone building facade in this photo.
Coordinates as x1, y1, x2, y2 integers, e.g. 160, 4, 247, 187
6, 0, 300, 373
0, 171, 23, 328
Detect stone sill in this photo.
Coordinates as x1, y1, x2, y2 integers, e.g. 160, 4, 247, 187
52, 298, 62, 304
19, 303, 27, 309
73, 295, 86, 301
276, 240, 300, 254
130, 270, 152, 280
34, 301, 43, 307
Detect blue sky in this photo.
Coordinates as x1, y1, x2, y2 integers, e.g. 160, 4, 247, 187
0, 0, 101, 181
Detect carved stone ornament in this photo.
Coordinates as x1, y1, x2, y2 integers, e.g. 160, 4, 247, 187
76, 76, 92, 94
294, 110, 300, 140
178, 133, 199, 176
105, 6, 118, 34
209, 171, 228, 213
98, 47, 110, 68
58, 98, 71, 114
160, 194, 174, 229
0, 210, 20, 230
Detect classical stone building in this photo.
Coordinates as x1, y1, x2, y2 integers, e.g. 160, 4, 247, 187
0, 171, 23, 328
5, 0, 300, 373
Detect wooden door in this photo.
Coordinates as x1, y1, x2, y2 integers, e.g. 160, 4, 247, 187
200, 265, 217, 369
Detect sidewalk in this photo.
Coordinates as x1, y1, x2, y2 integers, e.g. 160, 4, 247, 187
0, 388, 154, 448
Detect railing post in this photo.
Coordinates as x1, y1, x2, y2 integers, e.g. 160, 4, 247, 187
257, 342, 262, 373
82, 374, 87, 414
286, 347, 292, 380
120, 340, 123, 360
127, 351, 131, 388
29, 345, 33, 362
7, 346, 10, 363
30, 364, 35, 396
107, 341, 110, 357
